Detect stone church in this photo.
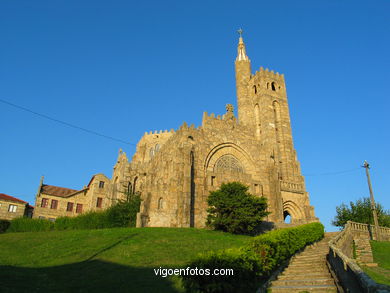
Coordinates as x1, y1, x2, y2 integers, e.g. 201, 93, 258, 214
34, 34, 318, 227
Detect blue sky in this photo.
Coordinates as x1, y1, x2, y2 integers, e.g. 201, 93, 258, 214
1, 0, 389, 232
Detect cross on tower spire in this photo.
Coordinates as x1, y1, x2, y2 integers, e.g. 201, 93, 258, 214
236, 28, 249, 61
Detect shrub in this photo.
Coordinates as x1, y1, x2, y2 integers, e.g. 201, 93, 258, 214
182, 222, 324, 292
7, 217, 54, 232
55, 210, 110, 230
182, 248, 261, 293
0, 220, 10, 233
206, 182, 269, 235
106, 195, 141, 228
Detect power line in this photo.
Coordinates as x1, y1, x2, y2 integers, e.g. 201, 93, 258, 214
0, 98, 373, 178
304, 167, 361, 177
0, 97, 135, 146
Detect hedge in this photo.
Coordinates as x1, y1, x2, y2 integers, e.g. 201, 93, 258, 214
182, 222, 324, 293
7, 217, 54, 232
6, 196, 141, 233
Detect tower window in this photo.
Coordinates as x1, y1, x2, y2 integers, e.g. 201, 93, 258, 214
99, 181, 105, 188
271, 82, 276, 91
253, 85, 257, 94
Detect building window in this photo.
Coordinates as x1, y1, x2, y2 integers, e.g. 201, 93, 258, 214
211, 176, 216, 186
214, 154, 244, 174
8, 204, 17, 213
158, 197, 164, 210
41, 198, 49, 208
271, 82, 276, 91
50, 199, 58, 209
99, 181, 105, 188
76, 204, 83, 213
96, 197, 103, 208
66, 202, 74, 212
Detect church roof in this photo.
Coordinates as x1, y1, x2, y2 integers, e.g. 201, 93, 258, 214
0, 193, 28, 204
41, 184, 80, 197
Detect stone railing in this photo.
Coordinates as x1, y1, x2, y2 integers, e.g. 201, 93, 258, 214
349, 221, 390, 241
327, 221, 390, 292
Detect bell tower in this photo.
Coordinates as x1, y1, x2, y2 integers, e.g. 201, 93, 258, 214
235, 29, 253, 127
234, 30, 318, 224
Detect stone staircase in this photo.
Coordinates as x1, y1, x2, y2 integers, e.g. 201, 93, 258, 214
268, 232, 339, 292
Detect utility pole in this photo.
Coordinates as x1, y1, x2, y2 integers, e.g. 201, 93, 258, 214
362, 161, 380, 241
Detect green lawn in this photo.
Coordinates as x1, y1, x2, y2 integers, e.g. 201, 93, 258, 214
363, 241, 390, 286
0, 228, 251, 293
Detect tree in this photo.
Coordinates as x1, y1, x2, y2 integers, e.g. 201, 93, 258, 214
332, 197, 390, 228
206, 182, 270, 235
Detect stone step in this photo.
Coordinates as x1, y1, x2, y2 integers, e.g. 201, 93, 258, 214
269, 284, 337, 293
294, 253, 327, 257
285, 264, 329, 271
299, 251, 329, 255
271, 277, 336, 287
292, 253, 326, 262
294, 252, 327, 259
278, 271, 332, 279
289, 258, 327, 263
298, 249, 329, 254
283, 267, 330, 274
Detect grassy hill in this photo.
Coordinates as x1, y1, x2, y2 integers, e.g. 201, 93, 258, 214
0, 228, 251, 293
363, 241, 390, 286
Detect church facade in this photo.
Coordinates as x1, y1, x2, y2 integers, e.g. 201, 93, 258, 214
34, 34, 318, 227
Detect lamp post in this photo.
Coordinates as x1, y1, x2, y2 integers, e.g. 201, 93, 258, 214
362, 161, 380, 241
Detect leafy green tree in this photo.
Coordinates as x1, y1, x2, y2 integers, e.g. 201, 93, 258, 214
206, 182, 270, 235
332, 197, 390, 228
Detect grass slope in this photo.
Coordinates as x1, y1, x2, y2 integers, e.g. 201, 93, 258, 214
363, 241, 390, 286
0, 228, 250, 293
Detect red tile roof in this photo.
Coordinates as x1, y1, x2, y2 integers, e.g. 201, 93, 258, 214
41, 185, 80, 197
0, 193, 27, 204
